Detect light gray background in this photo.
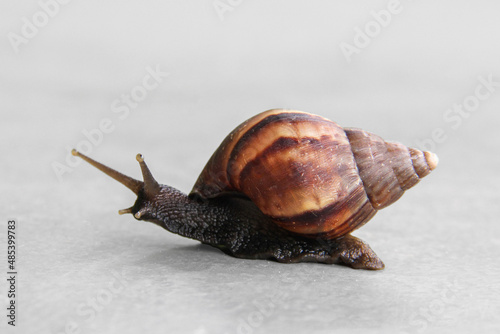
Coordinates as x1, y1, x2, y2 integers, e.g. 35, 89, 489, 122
1, 1, 500, 333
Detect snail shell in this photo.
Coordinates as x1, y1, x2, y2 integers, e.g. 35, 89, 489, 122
191, 109, 438, 239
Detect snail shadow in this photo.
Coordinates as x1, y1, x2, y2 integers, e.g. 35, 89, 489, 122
139, 241, 241, 272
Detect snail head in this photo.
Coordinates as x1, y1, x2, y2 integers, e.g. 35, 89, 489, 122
71, 149, 161, 219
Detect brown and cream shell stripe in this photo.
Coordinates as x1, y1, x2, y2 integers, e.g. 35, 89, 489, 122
191, 109, 438, 239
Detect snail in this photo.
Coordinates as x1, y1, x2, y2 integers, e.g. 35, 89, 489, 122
72, 109, 438, 270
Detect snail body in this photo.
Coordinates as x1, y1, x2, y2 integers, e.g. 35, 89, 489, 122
73, 109, 438, 270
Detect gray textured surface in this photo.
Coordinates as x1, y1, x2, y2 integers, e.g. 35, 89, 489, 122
1, 1, 500, 333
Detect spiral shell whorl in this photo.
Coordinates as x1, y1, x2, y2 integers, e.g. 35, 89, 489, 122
345, 128, 438, 210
